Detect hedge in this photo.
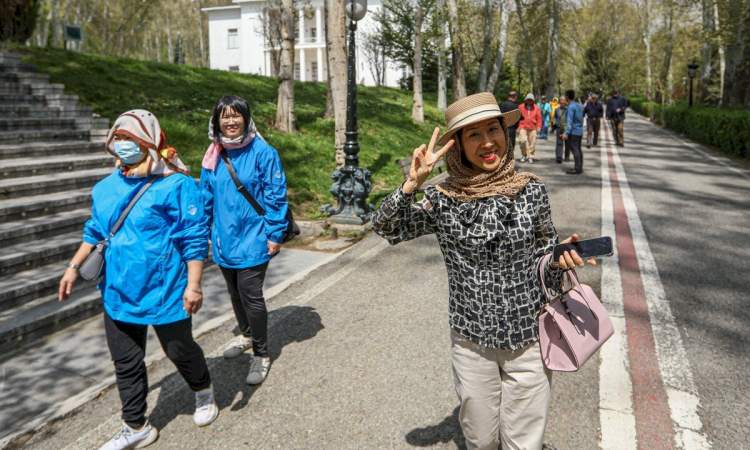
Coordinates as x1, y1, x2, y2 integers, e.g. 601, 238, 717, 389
629, 97, 750, 159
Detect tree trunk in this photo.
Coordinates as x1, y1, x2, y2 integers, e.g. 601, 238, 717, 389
436, 0, 448, 110
715, 0, 726, 105
167, 12, 174, 64
412, 2, 425, 122
275, 0, 296, 132
487, 0, 510, 93
643, 0, 653, 100
477, 0, 493, 91
325, 0, 347, 166
446, 0, 467, 99
197, 0, 206, 67
545, 0, 559, 98
700, 0, 716, 102
658, 0, 675, 104
324, 1, 334, 118
514, 0, 536, 93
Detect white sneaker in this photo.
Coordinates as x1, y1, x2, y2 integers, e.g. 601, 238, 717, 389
246, 356, 271, 385
98, 421, 158, 450
520, 156, 528, 162
193, 386, 219, 427
222, 335, 252, 359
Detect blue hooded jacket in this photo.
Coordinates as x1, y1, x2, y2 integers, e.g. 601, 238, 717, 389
200, 136, 289, 269
83, 172, 209, 325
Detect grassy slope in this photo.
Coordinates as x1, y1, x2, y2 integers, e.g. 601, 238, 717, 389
18, 47, 443, 217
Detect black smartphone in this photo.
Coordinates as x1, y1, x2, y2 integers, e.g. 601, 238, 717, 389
553, 236, 613, 260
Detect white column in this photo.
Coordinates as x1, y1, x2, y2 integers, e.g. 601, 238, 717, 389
299, 48, 306, 82
317, 47, 324, 82
315, 6, 323, 43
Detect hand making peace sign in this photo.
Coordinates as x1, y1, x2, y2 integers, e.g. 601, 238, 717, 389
403, 127, 455, 194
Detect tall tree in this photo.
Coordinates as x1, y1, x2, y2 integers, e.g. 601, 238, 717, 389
325, 0, 347, 166
486, 0, 510, 93
657, 0, 676, 104
545, 0, 559, 98
514, 0, 536, 93
274, 0, 296, 132
722, 0, 750, 107
476, 0, 494, 91
446, 0, 467, 99
436, 0, 448, 110
412, 1, 425, 122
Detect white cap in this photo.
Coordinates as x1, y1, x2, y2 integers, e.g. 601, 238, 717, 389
524, 93, 535, 101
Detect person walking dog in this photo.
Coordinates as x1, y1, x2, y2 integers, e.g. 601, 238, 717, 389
58, 110, 218, 450
200, 96, 290, 385
372, 92, 594, 450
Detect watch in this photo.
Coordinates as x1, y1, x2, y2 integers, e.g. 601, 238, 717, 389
67, 262, 81, 270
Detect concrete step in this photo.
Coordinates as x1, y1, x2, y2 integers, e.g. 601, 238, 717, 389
0, 153, 112, 179
0, 117, 77, 131
0, 105, 62, 119
0, 167, 109, 199
29, 83, 65, 96
0, 140, 104, 160
0, 84, 30, 95
0, 230, 81, 276
0, 71, 49, 83
0, 207, 90, 246
0, 93, 47, 104
0, 188, 91, 222
0, 260, 97, 313
0, 287, 102, 356
0, 128, 90, 144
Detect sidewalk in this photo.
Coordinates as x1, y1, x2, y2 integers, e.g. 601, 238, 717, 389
0, 247, 340, 447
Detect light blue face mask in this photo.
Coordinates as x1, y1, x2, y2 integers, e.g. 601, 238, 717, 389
113, 140, 145, 165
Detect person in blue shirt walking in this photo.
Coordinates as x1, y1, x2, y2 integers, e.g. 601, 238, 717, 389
58, 110, 218, 450
561, 90, 585, 174
200, 96, 289, 385
538, 96, 552, 140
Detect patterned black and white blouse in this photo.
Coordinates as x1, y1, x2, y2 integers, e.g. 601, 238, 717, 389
372, 180, 564, 350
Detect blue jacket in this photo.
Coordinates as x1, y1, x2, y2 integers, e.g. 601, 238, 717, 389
83, 172, 209, 325
565, 101, 584, 136
200, 136, 289, 269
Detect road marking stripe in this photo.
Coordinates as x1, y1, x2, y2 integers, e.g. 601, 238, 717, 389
602, 121, 711, 449
599, 127, 637, 450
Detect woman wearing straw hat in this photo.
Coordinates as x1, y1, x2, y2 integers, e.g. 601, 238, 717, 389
372, 93, 593, 450
58, 110, 218, 450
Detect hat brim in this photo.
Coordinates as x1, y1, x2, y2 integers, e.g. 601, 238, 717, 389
438, 108, 521, 146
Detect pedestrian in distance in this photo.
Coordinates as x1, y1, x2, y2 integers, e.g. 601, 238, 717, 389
583, 93, 604, 148
538, 96, 552, 140
58, 110, 218, 450
518, 93, 542, 164
499, 90, 519, 158
552, 95, 569, 163
606, 89, 629, 146
372, 92, 596, 450
549, 96, 559, 130
562, 89, 585, 174
200, 95, 290, 385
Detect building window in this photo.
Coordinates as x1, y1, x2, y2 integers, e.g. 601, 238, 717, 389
294, 63, 300, 80
311, 62, 318, 81
227, 28, 239, 49
310, 27, 316, 41
228, 65, 240, 72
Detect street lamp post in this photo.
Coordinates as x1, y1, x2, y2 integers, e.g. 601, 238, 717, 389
687, 61, 699, 107
322, 0, 373, 225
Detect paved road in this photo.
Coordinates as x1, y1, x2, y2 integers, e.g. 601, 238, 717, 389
10, 112, 749, 450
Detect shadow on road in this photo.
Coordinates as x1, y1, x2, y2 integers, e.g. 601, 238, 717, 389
146, 305, 324, 430
405, 405, 466, 450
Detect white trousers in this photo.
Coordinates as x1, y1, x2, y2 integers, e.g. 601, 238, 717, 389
451, 332, 552, 450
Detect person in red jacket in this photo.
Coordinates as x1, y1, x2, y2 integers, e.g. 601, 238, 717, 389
518, 93, 542, 163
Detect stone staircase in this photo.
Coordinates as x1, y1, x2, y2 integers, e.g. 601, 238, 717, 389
0, 52, 112, 356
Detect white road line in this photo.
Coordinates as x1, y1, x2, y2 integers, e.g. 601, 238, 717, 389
599, 126, 638, 450
606, 122, 712, 449
62, 240, 389, 450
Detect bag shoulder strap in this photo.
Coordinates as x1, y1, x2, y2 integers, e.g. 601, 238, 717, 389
109, 175, 157, 238
220, 152, 266, 216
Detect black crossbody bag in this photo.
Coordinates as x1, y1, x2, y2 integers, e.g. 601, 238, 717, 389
79, 176, 157, 281
220, 153, 300, 243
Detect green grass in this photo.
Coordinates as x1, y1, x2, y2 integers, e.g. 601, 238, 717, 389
17, 47, 444, 217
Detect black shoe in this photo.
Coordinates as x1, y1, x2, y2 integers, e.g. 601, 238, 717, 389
556, 159, 562, 164
566, 169, 582, 174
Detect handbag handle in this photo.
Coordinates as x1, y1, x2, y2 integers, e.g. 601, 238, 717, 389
537, 252, 598, 317
108, 176, 157, 239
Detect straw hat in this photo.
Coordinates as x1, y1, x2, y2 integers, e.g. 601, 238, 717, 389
438, 92, 521, 145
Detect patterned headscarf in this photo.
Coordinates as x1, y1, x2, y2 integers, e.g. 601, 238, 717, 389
105, 109, 189, 178
201, 116, 259, 171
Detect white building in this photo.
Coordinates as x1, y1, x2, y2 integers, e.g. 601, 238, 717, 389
202, 0, 404, 87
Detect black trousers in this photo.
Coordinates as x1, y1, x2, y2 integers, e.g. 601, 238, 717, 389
104, 313, 211, 428
567, 134, 583, 173
220, 263, 269, 357
508, 126, 517, 158
555, 131, 565, 162
587, 117, 601, 146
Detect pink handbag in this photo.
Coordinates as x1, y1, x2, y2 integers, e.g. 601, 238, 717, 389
537, 254, 614, 371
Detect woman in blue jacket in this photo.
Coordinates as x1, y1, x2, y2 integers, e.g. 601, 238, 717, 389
200, 96, 289, 385
58, 110, 217, 450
